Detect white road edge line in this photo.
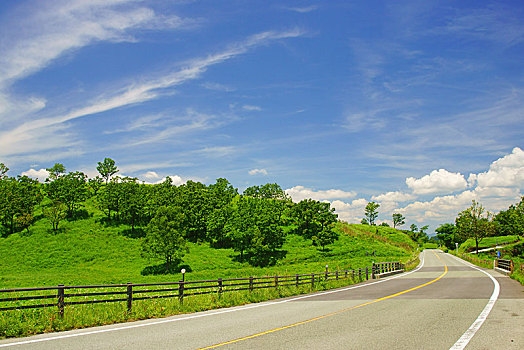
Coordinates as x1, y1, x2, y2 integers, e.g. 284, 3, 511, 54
448, 254, 500, 350
0, 252, 426, 348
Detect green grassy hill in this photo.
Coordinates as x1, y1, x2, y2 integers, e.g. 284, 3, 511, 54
0, 202, 417, 288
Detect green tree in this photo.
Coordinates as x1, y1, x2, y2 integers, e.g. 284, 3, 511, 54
392, 213, 405, 228
435, 223, 459, 249
364, 201, 380, 226
0, 175, 41, 235
43, 201, 67, 232
493, 196, 524, 237
455, 200, 494, 253
46, 163, 66, 181
142, 206, 188, 273
0, 163, 8, 179
45, 171, 88, 217
312, 227, 339, 251
360, 218, 369, 225
97, 158, 119, 184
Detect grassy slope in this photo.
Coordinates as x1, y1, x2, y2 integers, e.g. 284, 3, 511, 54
0, 202, 417, 288
458, 235, 521, 253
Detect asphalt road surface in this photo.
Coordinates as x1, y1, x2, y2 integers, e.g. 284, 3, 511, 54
1, 250, 522, 349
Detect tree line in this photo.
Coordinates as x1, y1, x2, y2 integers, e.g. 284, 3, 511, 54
435, 197, 524, 253
0, 159, 339, 270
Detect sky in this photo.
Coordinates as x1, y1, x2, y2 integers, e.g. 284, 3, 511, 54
0, 0, 523, 232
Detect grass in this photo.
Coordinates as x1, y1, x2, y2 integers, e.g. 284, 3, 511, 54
458, 235, 521, 253
0, 200, 419, 338
0, 276, 367, 338
451, 239, 524, 285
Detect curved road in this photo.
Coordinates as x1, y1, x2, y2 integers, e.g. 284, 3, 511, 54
1, 250, 522, 349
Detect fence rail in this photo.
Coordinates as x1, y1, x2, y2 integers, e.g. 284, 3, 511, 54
494, 259, 514, 274
0, 262, 403, 316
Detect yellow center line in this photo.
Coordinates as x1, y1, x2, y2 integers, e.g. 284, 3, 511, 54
198, 252, 448, 350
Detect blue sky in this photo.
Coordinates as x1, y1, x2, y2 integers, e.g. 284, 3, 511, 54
1, 0, 523, 231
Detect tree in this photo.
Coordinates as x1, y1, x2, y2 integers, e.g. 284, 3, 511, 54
312, 227, 339, 251
360, 218, 369, 225
45, 171, 88, 217
0, 163, 8, 179
43, 201, 67, 232
379, 222, 390, 227
455, 200, 494, 253
435, 223, 459, 249
142, 206, 188, 273
46, 163, 66, 181
493, 196, 524, 237
364, 201, 380, 226
419, 225, 429, 243
97, 158, 119, 184
392, 213, 405, 228
410, 224, 418, 232
0, 175, 41, 235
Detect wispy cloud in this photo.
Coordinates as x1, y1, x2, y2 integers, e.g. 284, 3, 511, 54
0, 26, 304, 160
242, 105, 262, 111
201, 82, 236, 92
248, 168, 268, 176
284, 6, 318, 14
441, 6, 524, 47
0, 0, 189, 87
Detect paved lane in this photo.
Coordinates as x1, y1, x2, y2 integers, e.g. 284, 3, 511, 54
1, 250, 522, 349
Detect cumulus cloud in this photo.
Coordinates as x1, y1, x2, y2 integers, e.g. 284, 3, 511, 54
330, 198, 368, 223
371, 191, 416, 202
286, 186, 356, 202
248, 168, 268, 176
473, 147, 524, 188
143, 171, 160, 179
406, 169, 468, 195
21, 168, 49, 181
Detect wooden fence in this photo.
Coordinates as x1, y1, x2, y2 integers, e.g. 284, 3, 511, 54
494, 259, 513, 274
0, 263, 404, 316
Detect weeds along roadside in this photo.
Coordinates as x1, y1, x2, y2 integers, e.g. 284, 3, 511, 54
1, 277, 366, 339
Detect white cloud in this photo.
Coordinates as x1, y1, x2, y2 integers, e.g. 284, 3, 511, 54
201, 82, 235, 92
143, 171, 160, 179
242, 105, 262, 111
406, 169, 468, 195
0, 28, 304, 157
286, 186, 356, 202
20, 168, 49, 181
248, 169, 268, 176
285, 6, 318, 13
330, 198, 368, 223
474, 147, 524, 188
0, 0, 187, 87
371, 191, 416, 202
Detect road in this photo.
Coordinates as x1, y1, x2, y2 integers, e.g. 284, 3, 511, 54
1, 250, 522, 349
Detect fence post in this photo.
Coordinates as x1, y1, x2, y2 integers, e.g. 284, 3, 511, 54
178, 280, 185, 304
57, 285, 65, 318
275, 275, 279, 288
218, 278, 223, 298
296, 274, 299, 287
345, 270, 348, 279
511, 260, 514, 274
371, 262, 375, 279
365, 267, 369, 280
311, 273, 314, 288
249, 276, 253, 292
336, 270, 339, 280
325, 265, 328, 281
127, 282, 133, 312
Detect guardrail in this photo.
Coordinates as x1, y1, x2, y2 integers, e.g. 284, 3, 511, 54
372, 262, 402, 279
0, 263, 403, 316
494, 259, 514, 275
